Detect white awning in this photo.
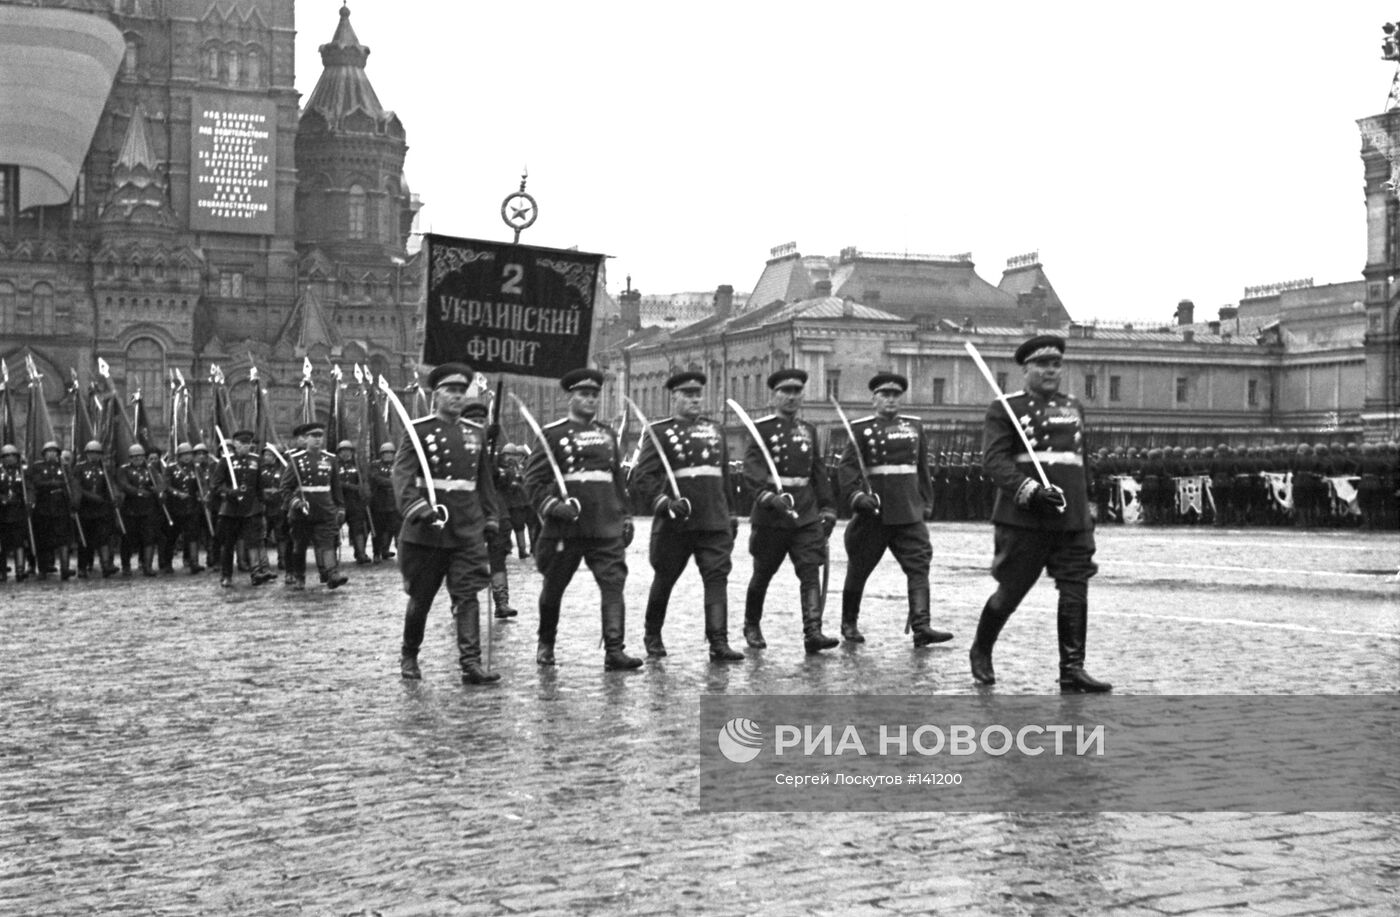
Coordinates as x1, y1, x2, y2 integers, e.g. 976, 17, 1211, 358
0, 6, 124, 210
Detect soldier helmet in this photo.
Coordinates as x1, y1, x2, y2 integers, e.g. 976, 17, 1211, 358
85, 440, 103, 453
176, 442, 193, 455
1362, 442, 1378, 454
1297, 443, 1311, 454
0, 444, 19, 457
1184, 447, 1198, 456
1201, 447, 1214, 456
336, 440, 354, 452
41, 440, 60, 453
128, 444, 145, 457
379, 442, 395, 454
1346, 441, 1360, 452
1148, 448, 1163, 458
193, 443, 209, 453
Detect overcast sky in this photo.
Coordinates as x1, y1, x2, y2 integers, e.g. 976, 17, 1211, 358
295, 1, 1395, 325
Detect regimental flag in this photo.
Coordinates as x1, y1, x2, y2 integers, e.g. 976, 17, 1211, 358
299, 357, 316, 426
70, 371, 94, 454
1261, 471, 1293, 513
23, 355, 58, 466
362, 365, 388, 457
1174, 475, 1214, 518
327, 364, 348, 448
209, 366, 237, 445
131, 390, 160, 460
1325, 475, 1362, 517
251, 368, 283, 455
1111, 475, 1143, 524
0, 360, 17, 448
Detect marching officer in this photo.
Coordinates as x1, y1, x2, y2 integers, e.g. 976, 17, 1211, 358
368, 442, 399, 561
259, 447, 287, 568
739, 369, 839, 653
74, 441, 119, 578
210, 430, 276, 588
392, 362, 500, 684
968, 334, 1111, 692
28, 441, 75, 580
0, 444, 30, 581
836, 373, 953, 647
632, 370, 744, 662
523, 367, 641, 670
335, 440, 372, 565
280, 421, 347, 590
162, 443, 206, 574
116, 443, 163, 576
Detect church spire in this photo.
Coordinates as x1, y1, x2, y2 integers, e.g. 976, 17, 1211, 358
302, 3, 386, 130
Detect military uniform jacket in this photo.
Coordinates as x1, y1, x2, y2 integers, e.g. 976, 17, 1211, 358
27, 460, 72, 517
368, 459, 396, 513
211, 454, 264, 517
260, 463, 284, 515
165, 463, 202, 516
837, 414, 933, 525
633, 416, 734, 532
117, 463, 162, 516
339, 459, 368, 510
0, 464, 27, 523
743, 413, 833, 529
983, 389, 1093, 532
280, 449, 344, 523
73, 460, 115, 518
391, 413, 498, 548
523, 416, 628, 540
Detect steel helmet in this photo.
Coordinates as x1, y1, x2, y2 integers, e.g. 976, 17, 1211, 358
85, 440, 103, 453
127, 444, 145, 457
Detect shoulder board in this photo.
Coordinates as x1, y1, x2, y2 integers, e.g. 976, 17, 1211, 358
543, 417, 569, 430
898, 414, 922, 422
649, 418, 671, 428
460, 418, 483, 429
754, 414, 776, 423
1003, 390, 1027, 399
411, 414, 435, 424
852, 415, 876, 424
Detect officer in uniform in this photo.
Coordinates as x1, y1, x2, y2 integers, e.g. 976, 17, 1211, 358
280, 421, 347, 590
259, 447, 287, 568
498, 444, 533, 558
368, 442, 399, 561
392, 362, 500, 684
210, 430, 276, 588
26, 441, 74, 579
74, 441, 119, 578
161, 443, 206, 573
836, 373, 953, 647
739, 369, 839, 653
523, 368, 641, 670
632, 370, 744, 662
968, 334, 1111, 692
115, 443, 163, 576
335, 440, 372, 565
0, 444, 30, 581
463, 400, 518, 621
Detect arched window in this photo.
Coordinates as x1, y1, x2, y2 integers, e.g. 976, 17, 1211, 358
245, 47, 262, 87
123, 37, 139, 76
202, 45, 219, 81
224, 45, 239, 84
33, 283, 54, 335
55, 296, 74, 334
348, 184, 366, 240
126, 338, 166, 419
380, 186, 396, 243
0, 281, 14, 332
15, 287, 34, 333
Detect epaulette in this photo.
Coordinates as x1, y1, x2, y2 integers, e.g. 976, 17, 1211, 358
543, 417, 569, 429
1003, 390, 1027, 399
411, 414, 436, 425
460, 418, 483, 430
898, 414, 922, 422
649, 418, 671, 427
852, 415, 876, 424
754, 414, 776, 423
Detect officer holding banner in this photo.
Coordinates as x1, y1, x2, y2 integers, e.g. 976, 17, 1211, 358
968, 334, 1111, 692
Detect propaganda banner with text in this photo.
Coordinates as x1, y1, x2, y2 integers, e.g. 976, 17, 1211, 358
423, 233, 602, 377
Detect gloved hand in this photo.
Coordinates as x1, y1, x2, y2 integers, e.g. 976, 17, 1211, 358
484, 518, 500, 536
622, 518, 635, 547
659, 496, 692, 520
335, 508, 347, 528
819, 510, 838, 538
547, 499, 581, 522
757, 490, 796, 515
1029, 483, 1067, 514
729, 515, 740, 538
852, 492, 880, 516
406, 501, 436, 523
289, 496, 309, 517
923, 503, 936, 522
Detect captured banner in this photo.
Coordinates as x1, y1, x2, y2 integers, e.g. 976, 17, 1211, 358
423, 233, 603, 377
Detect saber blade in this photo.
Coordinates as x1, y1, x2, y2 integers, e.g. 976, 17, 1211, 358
621, 396, 681, 501
378, 376, 448, 527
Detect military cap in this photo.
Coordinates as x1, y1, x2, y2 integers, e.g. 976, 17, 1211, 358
379, 442, 395, 454
293, 422, 326, 438
427, 362, 473, 390
42, 440, 60, 453
336, 440, 354, 451
560, 367, 605, 392
0, 444, 19, 456
233, 430, 256, 443
127, 444, 145, 457
86, 440, 105, 453
1014, 334, 1067, 365
462, 402, 489, 416
193, 442, 209, 453
665, 370, 706, 392
868, 372, 908, 394
767, 368, 808, 390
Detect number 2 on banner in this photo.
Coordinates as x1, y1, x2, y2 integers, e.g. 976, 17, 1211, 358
501, 263, 524, 296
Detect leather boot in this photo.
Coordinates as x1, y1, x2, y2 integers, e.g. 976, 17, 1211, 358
1057, 591, 1111, 692
602, 603, 642, 670
643, 598, 667, 657
742, 583, 767, 649
251, 546, 276, 585
491, 571, 518, 619
456, 599, 500, 684
536, 641, 556, 666
908, 583, 953, 647
59, 548, 73, 580
801, 586, 838, 654
353, 533, 370, 565
319, 549, 348, 589
400, 652, 422, 680
969, 599, 1012, 685
840, 590, 865, 643
705, 600, 744, 662
141, 546, 158, 576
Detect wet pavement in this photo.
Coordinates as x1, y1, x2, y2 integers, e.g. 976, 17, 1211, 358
2, 521, 1397, 915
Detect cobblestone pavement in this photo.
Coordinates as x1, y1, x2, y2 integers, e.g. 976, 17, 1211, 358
2, 521, 1397, 915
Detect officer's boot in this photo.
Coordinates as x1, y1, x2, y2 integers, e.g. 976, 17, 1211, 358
705, 599, 744, 662
908, 582, 953, 647
602, 603, 643, 670
277, 534, 289, 571
537, 601, 559, 666
840, 590, 865, 644
1056, 584, 1111, 693
490, 570, 518, 619
643, 597, 667, 658
516, 527, 530, 559
58, 546, 73, 580
141, 545, 158, 576
185, 539, 204, 574
742, 580, 767, 649
99, 544, 116, 578
969, 598, 1013, 685
801, 586, 838, 653
251, 545, 276, 585
319, 549, 348, 589
353, 532, 370, 565
456, 599, 500, 684
400, 649, 421, 680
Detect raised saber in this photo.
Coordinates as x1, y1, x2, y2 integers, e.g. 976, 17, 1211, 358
508, 394, 580, 515
962, 340, 1054, 492
726, 398, 798, 520
378, 375, 448, 528
621, 396, 682, 503
829, 396, 880, 511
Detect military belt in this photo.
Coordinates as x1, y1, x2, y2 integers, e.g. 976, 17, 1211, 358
562, 470, 613, 483
868, 464, 918, 475
1014, 451, 1083, 467
416, 476, 477, 492
674, 466, 722, 479
778, 476, 809, 487
301, 485, 332, 493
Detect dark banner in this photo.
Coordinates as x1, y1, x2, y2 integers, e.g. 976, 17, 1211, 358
423, 233, 603, 377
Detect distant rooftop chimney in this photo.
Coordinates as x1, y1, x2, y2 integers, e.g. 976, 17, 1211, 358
812, 280, 832, 297
713, 284, 734, 317
1005, 250, 1040, 270
768, 241, 798, 261
1175, 299, 1195, 326
1182, 328, 1195, 343
1218, 305, 1238, 321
